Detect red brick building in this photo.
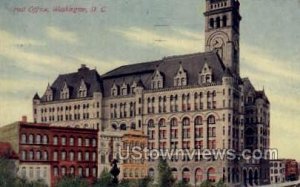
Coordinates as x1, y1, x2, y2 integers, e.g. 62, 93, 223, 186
285, 159, 299, 181
0, 120, 98, 187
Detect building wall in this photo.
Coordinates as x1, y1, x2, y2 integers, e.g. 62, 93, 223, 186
33, 92, 102, 130
18, 163, 51, 186
270, 160, 285, 184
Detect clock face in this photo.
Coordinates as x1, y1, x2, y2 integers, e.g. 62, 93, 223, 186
210, 36, 224, 50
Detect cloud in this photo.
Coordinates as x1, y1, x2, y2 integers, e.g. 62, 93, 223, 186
46, 26, 78, 44
112, 27, 204, 53
241, 44, 300, 82
0, 30, 45, 47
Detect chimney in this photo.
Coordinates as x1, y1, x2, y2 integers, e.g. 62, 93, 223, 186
21, 116, 27, 123
78, 64, 89, 72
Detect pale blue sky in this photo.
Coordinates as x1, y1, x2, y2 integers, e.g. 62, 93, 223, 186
0, 0, 299, 160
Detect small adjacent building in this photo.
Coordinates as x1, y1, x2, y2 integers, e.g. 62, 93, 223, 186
99, 130, 148, 181
270, 159, 299, 185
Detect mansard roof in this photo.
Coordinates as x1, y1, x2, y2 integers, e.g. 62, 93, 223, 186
101, 51, 227, 97
42, 65, 102, 101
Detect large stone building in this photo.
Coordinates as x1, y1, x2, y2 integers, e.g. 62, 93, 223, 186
32, 0, 270, 186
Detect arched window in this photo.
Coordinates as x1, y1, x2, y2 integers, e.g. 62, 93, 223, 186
42, 135, 48, 144
216, 17, 221, 28
36, 151, 41, 160
78, 152, 82, 161
131, 123, 136, 130
78, 167, 83, 177
21, 150, 26, 160
85, 167, 90, 177
207, 167, 216, 182
29, 134, 34, 144
182, 117, 190, 126
43, 151, 48, 160
120, 124, 127, 131
222, 15, 227, 27
171, 168, 178, 180
124, 168, 128, 178
92, 139, 97, 147
36, 134, 41, 144
170, 118, 178, 127
207, 115, 216, 124
53, 151, 58, 161
159, 119, 166, 127
70, 166, 75, 175
148, 120, 154, 128
85, 151, 90, 161
21, 134, 27, 144
29, 150, 34, 160
209, 18, 214, 28
78, 138, 82, 146
61, 151, 66, 161
112, 124, 117, 130
92, 152, 97, 161
61, 166, 66, 176
195, 168, 203, 184
69, 137, 74, 146
135, 168, 139, 177
195, 116, 203, 126
53, 136, 58, 145
182, 168, 191, 183
69, 151, 75, 161
149, 168, 155, 178
53, 166, 59, 176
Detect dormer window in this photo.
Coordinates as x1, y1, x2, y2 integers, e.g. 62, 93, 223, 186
174, 63, 187, 87
78, 79, 87, 98
111, 82, 118, 97
131, 81, 137, 94
121, 82, 128, 96
45, 84, 53, 101
199, 62, 213, 84
151, 69, 164, 89
60, 81, 69, 100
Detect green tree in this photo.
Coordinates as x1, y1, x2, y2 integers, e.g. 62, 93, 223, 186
118, 177, 152, 187
216, 179, 227, 187
157, 157, 175, 187
0, 157, 17, 187
200, 180, 215, 187
175, 180, 191, 187
55, 176, 88, 187
93, 167, 114, 187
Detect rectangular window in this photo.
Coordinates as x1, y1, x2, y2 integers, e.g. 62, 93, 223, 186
85, 138, 89, 146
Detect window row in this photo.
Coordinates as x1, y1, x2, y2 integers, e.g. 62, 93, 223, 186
20, 166, 47, 179
53, 151, 97, 162
53, 136, 97, 147
209, 15, 228, 29
123, 168, 146, 178
21, 150, 97, 162
21, 134, 97, 147
39, 102, 98, 114
53, 166, 97, 178
147, 115, 216, 128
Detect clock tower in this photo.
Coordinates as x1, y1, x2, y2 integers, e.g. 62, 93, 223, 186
204, 0, 241, 75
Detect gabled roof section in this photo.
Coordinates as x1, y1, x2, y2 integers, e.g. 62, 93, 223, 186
101, 51, 228, 97
33, 92, 40, 100
42, 65, 102, 102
